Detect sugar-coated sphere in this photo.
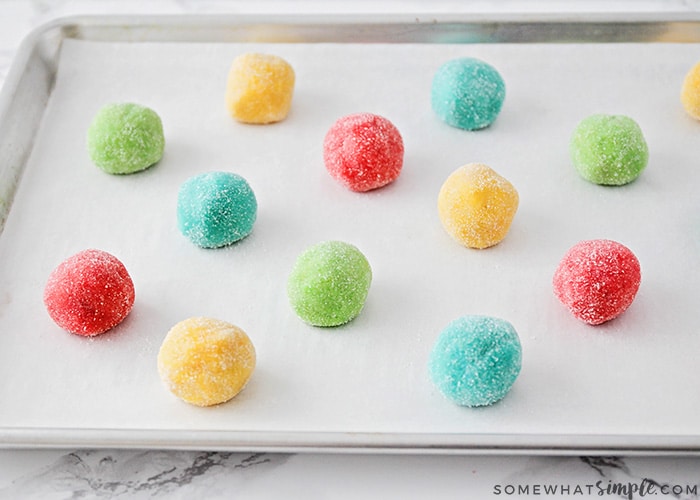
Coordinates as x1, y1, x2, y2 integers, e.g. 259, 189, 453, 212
158, 317, 256, 407
177, 171, 257, 248
225, 53, 295, 124
87, 103, 165, 174
431, 57, 506, 130
323, 113, 404, 192
437, 163, 519, 249
681, 61, 700, 120
570, 114, 648, 185
43, 249, 135, 336
429, 315, 522, 407
553, 239, 641, 325
287, 241, 372, 327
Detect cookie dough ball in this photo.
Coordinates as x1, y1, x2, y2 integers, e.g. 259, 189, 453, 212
437, 163, 519, 249
323, 113, 404, 192
553, 239, 641, 325
681, 61, 700, 119
287, 241, 372, 327
429, 316, 522, 407
177, 172, 257, 248
431, 57, 506, 130
225, 53, 295, 124
43, 249, 135, 336
570, 114, 648, 185
87, 103, 165, 174
158, 317, 256, 407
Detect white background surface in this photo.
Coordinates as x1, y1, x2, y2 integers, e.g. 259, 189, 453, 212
3, 1, 700, 499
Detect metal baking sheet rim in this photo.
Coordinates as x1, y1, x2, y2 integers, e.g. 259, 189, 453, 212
3, 14, 700, 454
4, 428, 700, 456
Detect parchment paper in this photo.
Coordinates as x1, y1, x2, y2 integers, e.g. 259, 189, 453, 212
1, 39, 699, 446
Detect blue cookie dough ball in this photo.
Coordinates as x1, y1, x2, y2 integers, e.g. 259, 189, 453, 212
431, 58, 506, 130
177, 172, 257, 248
429, 315, 522, 407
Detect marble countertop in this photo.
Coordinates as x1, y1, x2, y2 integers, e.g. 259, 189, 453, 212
3, 1, 700, 499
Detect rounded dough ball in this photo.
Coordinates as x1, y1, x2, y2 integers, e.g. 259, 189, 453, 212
225, 53, 295, 124
287, 241, 372, 327
43, 249, 135, 336
553, 239, 641, 325
177, 171, 257, 248
87, 103, 165, 174
157, 317, 256, 407
429, 315, 522, 407
323, 113, 404, 192
431, 57, 506, 130
570, 114, 648, 186
681, 61, 700, 119
437, 163, 519, 249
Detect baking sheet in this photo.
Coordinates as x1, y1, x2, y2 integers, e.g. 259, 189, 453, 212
2, 22, 700, 452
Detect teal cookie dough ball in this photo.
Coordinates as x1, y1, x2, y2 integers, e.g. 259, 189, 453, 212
287, 241, 372, 327
177, 172, 257, 248
429, 316, 522, 407
431, 58, 506, 130
87, 103, 165, 174
570, 114, 648, 185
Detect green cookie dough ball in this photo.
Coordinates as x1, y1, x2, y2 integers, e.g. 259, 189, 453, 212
87, 103, 165, 174
287, 241, 372, 327
570, 114, 648, 186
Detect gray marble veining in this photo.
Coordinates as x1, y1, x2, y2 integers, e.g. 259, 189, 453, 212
3, 451, 700, 499
0, 450, 290, 499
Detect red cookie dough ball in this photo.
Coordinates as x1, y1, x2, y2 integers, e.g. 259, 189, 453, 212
323, 113, 404, 192
552, 239, 641, 325
43, 249, 135, 336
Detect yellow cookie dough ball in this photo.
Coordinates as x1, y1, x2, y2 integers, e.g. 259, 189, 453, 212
681, 61, 700, 120
225, 53, 295, 124
157, 317, 256, 407
437, 163, 519, 249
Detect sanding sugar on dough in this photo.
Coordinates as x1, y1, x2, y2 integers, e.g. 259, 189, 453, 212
323, 112, 404, 192
681, 61, 700, 120
43, 249, 135, 336
87, 102, 165, 174
225, 53, 295, 124
431, 57, 506, 131
553, 239, 641, 325
437, 163, 519, 249
177, 171, 257, 249
287, 240, 372, 327
157, 317, 256, 407
570, 114, 648, 186
429, 315, 522, 407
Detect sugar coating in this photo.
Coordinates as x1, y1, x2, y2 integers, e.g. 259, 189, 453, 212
553, 239, 641, 325
157, 317, 256, 407
429, 316, 522, 407
431, 57, 506, 130
177, 172, 257, 248
681, 61, 700, 119
43, 249, 135, 336
225, 53, 295, 124
570, 114, 648, 186
287, 241, 372, 327
323, 113, 404, 192
87, 103, 165, 174
437, 163, 519, 249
